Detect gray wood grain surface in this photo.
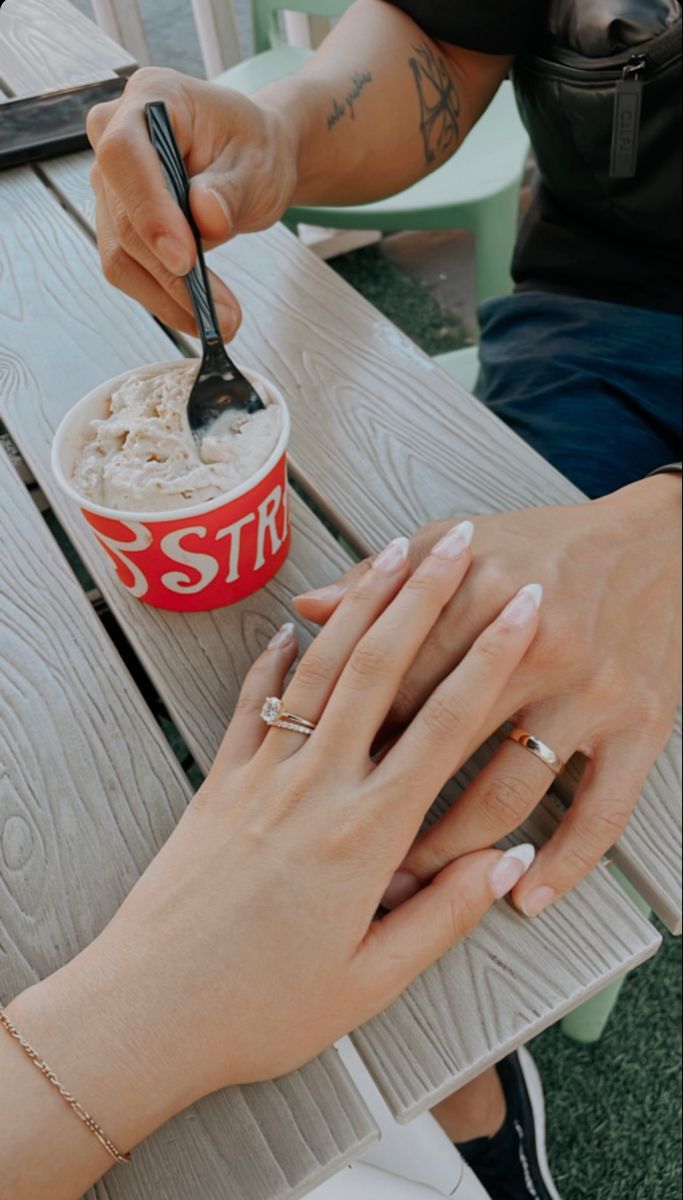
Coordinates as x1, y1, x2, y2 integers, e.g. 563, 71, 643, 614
0, 446, 378, 1198
354, 856, 659, 1121
37, 138, 682, 935
0, 159, 661, 1128
0, 0, 134, 92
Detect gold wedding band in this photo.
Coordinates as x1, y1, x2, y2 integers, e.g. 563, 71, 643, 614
261, 697, 317, 737
506, 727, 565, 777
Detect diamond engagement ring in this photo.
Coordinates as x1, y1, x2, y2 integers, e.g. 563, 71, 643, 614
260, 697, 317, 737
506, 727, 565, 777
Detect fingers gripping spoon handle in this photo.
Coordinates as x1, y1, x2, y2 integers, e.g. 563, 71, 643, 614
145, 100, 264, 443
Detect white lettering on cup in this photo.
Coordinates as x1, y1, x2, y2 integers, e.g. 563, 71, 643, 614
215, 512, 257, 583
160, 526, 219, 594
254, 485, 284, 571
94, 521, 153, 599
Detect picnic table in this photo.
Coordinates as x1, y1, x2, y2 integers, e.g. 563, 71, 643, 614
0, 1, 680, 1196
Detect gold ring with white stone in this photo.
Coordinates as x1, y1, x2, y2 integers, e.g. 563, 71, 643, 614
506, 727, 565, 777
260, 697, 316, 737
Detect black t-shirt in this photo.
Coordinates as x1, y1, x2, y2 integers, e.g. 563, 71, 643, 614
386, 0, 682, 313
388, 0, 546, 54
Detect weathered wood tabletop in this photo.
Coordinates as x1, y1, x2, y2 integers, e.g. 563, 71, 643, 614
0, 0, 679, 1195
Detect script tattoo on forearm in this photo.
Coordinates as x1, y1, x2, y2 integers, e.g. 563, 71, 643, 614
327, 69, 373, 130
408, 42, 461, 165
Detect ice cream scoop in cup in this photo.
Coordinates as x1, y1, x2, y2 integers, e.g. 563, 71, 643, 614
51, 360, 291, 612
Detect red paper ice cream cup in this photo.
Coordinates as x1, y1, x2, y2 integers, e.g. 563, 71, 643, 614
51, 360, 291, 612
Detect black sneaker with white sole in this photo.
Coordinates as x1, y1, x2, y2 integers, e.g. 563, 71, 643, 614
456, 1048, 562, 1200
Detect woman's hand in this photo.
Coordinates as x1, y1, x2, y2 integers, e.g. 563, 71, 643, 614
86, 67, 299, 338
295, 474, 682, 916
3, 525, 540, 1199
117, 526, 541, 1095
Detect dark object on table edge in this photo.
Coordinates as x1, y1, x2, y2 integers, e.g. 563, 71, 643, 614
0, 70, 135, 171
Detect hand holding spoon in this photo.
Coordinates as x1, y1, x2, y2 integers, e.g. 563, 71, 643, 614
145, 100, 264, 449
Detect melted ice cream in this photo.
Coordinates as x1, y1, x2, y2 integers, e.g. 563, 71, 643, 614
71, 362, 282, 513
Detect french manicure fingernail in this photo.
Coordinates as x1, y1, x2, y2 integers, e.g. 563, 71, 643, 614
156, 235, 193, 276
206, 187, 233, 227
373, 536, 410, 575
268, 621, 296, 650
520, 885, 556, 917
489, 843, 536, 898
381, 870, 421, 910
432, 520, 474, 561
500, 582, 544, 627
216, 302, 237, 334
294, 583, 345, 604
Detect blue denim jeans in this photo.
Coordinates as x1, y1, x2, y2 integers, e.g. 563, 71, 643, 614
476, 292, 682, 499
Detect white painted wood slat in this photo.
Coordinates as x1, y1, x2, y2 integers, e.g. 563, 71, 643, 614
354, 869, 659, 1121
0, 0, 134, 91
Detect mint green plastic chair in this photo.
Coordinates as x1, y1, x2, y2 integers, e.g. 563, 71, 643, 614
434, 345, 481, 392
561, 867, 654, 1043
214, 0, 529, 303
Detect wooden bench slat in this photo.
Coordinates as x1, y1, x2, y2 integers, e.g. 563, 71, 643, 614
354, 862, 659, 1121
0, 0, 135, 91
0, 161, 660, 1129
354, 762, 660, 1121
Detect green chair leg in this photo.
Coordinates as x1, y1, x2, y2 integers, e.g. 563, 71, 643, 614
561, 976, 630, 1045
561, 867, 653, 1044
467, 181, 522, 305
434, 345, 481, 393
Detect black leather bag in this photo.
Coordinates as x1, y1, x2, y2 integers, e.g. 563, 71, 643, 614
510, 1, 682, 310
547, 0, 680, 57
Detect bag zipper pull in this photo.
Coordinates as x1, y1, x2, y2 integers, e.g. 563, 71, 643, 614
610, 54, 646, 179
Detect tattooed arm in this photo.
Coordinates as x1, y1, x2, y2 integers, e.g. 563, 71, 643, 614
87, 0, 511, 335
258, 0, 512, 206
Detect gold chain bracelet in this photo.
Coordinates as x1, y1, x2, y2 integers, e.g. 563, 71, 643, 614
0, 1006, 131, 1166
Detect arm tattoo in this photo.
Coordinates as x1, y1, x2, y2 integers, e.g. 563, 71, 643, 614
327, 70, 373, 130
408, 42, 461, 165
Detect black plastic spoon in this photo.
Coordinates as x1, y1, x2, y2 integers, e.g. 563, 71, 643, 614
145, 100, 264, 447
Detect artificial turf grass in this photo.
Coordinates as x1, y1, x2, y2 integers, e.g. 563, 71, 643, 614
532, 923, 682, 1200
331, 242, 467, 357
